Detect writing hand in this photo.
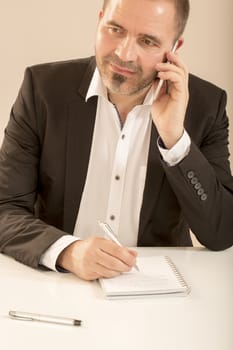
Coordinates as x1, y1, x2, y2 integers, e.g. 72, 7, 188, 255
151, 51, 189, 149
57, 237, 137, 281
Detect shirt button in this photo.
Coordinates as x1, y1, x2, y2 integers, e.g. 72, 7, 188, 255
187, 171, 195, 179
110, 215, 115, 221
121, 134, 125, 139
115, 175, 120, 180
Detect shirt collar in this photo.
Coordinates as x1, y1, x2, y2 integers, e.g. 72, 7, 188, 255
86, 67, 155, 106
86, 68, 108, 102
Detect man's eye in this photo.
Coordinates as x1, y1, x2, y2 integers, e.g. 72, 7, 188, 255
108, 26, 123, 34
141, 38, 156, 47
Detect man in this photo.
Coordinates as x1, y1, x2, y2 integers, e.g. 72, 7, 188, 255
0, 0, 232, 281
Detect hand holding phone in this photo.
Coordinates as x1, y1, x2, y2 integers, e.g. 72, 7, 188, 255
153, 40, 179, 101
151, 40, 189, 149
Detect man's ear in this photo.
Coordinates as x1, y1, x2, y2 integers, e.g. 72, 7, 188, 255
98, 9, 104, 20
175, 37, 184, 51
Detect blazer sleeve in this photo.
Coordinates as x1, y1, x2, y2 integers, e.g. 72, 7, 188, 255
0, 68, 67, 268
161, 88, 233, 250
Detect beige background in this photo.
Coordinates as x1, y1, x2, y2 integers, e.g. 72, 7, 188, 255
0, 0, 232, 170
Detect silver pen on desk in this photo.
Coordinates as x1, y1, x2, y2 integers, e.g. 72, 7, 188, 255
98, 221, 140, 272
9, 310, 82, 326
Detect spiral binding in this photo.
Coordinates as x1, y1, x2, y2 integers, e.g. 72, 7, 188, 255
164, 256, 191, 294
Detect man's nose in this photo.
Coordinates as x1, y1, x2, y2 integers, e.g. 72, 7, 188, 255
114, 36, 138, 62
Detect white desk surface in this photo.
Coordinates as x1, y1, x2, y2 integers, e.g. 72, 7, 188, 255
0, 247, 232, 350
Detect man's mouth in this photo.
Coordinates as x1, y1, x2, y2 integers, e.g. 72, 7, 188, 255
109, 63, 137, 76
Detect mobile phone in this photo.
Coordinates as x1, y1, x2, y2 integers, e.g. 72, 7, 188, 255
153, 40, 178, 101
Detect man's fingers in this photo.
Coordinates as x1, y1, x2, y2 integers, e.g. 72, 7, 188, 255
166, 51, 188, 73
128, 249, 138, 257
97, 246, 133, 272
94, 262, 123, 278
99, 239, 137, 268
156, 51, 188, 72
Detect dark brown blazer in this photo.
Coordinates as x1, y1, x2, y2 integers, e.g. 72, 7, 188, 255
0, 56, 232, 268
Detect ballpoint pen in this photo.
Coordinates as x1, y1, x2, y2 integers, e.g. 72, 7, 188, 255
98, 221, 140, 272
8, 310, 82, 326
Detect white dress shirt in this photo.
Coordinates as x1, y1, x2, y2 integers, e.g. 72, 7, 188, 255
40, 68, 190, 271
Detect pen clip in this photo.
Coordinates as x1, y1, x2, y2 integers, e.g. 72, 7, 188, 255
9, 311, 34, 321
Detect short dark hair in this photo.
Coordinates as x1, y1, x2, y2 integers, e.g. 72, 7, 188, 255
102, 0, 190, 38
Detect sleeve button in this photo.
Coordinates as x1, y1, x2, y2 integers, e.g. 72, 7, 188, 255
191, 177, 198, 185
187, 171, 195, 179
194, 182, 201, 190
197, 188, 204, 196
201, 193, 208, 201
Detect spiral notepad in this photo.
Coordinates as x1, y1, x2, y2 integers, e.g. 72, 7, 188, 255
99, 255, 190, 299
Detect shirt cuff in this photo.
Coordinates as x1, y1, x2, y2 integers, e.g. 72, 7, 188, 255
158, 130, 191, 166
39, 235, 80, 272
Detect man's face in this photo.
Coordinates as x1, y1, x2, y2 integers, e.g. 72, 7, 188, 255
95, 0, 178, 96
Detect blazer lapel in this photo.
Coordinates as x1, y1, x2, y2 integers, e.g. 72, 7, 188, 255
63, 59, 97, 233
137, 124, 165, 244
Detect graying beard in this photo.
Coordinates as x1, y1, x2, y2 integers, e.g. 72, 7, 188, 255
112, 73, 127, 84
